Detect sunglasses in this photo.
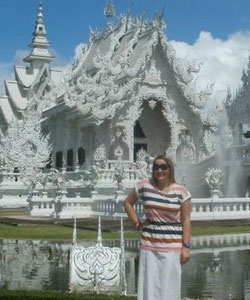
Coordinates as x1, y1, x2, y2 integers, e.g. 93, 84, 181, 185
153, 163, 169, 171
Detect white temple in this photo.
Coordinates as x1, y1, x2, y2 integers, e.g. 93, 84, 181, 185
226, 58, 250, 197
0, 0, 249, 216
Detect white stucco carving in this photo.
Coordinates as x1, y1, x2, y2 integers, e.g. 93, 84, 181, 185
0, 113, 51, 173
70, 217, 126, 293
205, 168, 224, 192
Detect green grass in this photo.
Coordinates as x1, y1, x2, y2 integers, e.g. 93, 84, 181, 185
0, 223, 140, 240
192, 225, 250, 236
1, 208, 250, 240
1, 222, 250, 240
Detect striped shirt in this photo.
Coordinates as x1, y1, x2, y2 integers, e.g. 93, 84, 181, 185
135, 179, 191, 252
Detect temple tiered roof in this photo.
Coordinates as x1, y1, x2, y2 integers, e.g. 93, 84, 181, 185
0, 2, 62, 135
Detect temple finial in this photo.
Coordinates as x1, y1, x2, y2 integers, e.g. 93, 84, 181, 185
104, 0, 115, 22
23, 0, 54, 68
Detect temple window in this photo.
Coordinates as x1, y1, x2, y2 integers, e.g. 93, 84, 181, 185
67, 149, 74, 171
78, 147, 86, 165
56, 151, 63, 169
134, 121, 146, 138
46, 152, 52, 169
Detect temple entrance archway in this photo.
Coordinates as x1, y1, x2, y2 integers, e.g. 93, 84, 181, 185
133, 101, 171, 160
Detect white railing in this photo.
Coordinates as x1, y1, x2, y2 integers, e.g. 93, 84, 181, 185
103, 233, 250, 252
26, 191, 250, 221
191, 197, 250, 220
98, 168, 140, 182
107, 160, 134, 169
0, 172, 25, 187
92, 196, 250, 221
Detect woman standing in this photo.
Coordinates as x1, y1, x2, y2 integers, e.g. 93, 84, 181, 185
124, 154, 191, 300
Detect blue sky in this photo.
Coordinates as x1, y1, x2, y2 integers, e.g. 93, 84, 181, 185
1, 0, 250, 61
1, 0, 250, 100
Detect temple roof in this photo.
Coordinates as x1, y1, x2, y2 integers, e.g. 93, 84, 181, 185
72, 18, 162, 75
47, 14, 212, 130
0, 63, 62, 124
15, 66, 37, 88
0, 96, 15, 123
4, 80, 27, 110
14, 65, 62, 88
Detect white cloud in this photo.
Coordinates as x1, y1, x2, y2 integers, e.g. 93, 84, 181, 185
13, 49, 29, 65
170, 31, 250, 104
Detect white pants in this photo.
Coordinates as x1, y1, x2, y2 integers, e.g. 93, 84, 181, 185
137, 249, 181, 300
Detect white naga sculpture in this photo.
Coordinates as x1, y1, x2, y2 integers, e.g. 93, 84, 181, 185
69, 216, 127, 294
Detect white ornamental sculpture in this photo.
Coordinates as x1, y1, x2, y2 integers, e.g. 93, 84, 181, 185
0, 116, 51, 173
205, 168, 224, 196
70, 217, 127, 294
93, 144, 106, 163
135, 148, 151, 179
199, 130, 216, 161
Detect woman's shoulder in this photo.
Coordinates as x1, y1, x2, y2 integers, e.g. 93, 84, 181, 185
171, 183, 190, 193
171, 183, 191, 200
134, 178, 152, 196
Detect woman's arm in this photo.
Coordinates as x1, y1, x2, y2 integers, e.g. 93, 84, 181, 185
123, 189, 141, 229
180, 198, 191, 264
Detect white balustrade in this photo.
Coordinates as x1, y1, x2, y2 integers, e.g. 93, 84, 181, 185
98, 168, 139, 183
0, 172, 25, 187
26, 187, 250, 221
191, 197, 250, 220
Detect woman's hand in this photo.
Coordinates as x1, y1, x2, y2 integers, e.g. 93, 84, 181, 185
180, 247, 190, 265
137, 219, 150, 230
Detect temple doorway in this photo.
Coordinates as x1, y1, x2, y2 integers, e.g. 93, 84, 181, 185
133, 101, 171, 160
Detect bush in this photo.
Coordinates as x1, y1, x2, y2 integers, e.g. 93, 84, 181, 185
0, 290, 136, 300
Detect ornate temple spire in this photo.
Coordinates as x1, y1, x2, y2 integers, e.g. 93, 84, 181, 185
24, 1, 54, 69
104, 0, 115, 22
